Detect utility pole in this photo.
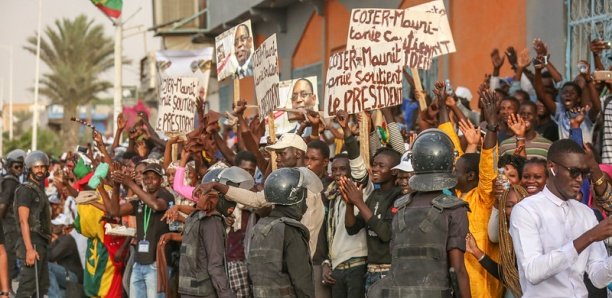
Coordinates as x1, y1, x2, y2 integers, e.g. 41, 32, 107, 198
113, 18, 123, 135
32, 0, 43, 150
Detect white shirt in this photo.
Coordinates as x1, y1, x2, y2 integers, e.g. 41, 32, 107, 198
510, 187, 612, 298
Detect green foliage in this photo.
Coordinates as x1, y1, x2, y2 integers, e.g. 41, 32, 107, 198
24, 14, 116, 107
3, 128, 63, 157
23, 14, 127, 151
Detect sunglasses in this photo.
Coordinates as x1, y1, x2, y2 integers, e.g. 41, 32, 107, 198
552, 160, 590, 179
12, 164, 23, 170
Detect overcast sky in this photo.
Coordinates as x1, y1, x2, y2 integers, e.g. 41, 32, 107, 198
0, 0, 160, 105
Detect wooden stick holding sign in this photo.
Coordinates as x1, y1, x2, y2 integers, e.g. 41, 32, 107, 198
411, 68, 428, 111
233, 79, 240, 105
359, 111, 370, 171
268, 112, 277, 171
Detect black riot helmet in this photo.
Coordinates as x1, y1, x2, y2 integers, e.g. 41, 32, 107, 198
408, 128, 457, 192
263, 168, 307, 206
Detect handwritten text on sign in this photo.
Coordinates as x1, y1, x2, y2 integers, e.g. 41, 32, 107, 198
408, 0, 455, 56
346, 9, 443, 69
157, 77, 199, 133
253, 34, 280, 119
324, 44, 407, 117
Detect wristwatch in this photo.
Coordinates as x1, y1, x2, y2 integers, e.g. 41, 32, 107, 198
486, 123, 499, 132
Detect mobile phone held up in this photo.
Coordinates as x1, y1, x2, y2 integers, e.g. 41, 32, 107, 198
593, 71, 612, 81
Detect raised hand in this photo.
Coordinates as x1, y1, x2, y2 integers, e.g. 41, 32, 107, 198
458, 119, 480, 146
533, 38, 549, 58
505, 46, 518, 68
491, 48, 505, 75
518, 48, 532, 69
478, 86, 499, 126
507, 114, 527, 137
590, 39, 610, 56
336, 109, 349, 130
306, 110, 321, 127
568, 106, 586, 128
117, 112, 126, 131
92, 130, 104, 147
233, 100, 247, 116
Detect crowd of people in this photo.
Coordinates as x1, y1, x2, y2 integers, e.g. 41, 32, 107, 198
0, 38, 611, 298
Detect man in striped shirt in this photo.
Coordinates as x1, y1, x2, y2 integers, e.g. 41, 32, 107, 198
500, 101, 552, 159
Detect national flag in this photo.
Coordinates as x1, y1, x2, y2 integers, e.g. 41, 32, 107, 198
90, 0, 122, 19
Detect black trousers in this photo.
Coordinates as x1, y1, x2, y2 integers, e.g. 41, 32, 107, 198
331, 264, 367, 298
16, 241, 49, 298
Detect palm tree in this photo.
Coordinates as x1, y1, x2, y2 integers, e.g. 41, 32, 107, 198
24, 15, 119, 151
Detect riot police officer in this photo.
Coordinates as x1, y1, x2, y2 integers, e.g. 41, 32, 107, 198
14, 151, 51, 298
0, 149, 25, 282
247, 168, 318, 298
367, 129, 471, 298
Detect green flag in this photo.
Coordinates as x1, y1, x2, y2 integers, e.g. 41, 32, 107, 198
90, 0, 122, 19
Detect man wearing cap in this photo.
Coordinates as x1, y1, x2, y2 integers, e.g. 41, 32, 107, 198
108, 163, 174, 298
392, 151, 415, 196
367, 129, 471, 298
201, 133, 324, 259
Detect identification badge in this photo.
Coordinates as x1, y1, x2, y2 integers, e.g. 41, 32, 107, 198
138, 240, 150, 253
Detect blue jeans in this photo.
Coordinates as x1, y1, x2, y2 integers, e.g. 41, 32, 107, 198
364, 270, 388, 293
130, 262, 165, 298
48, 262, 77, 298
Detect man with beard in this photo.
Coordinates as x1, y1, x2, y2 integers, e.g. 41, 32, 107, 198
232, 23, 253, 78
14, 151, 52, 298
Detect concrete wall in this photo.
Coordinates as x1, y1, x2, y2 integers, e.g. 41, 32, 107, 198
526, 0, 566, 75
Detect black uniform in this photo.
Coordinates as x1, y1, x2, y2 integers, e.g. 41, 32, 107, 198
0, 174, 19, 278
14, 180, 51, 298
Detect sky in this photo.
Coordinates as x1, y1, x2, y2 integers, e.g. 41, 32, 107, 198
0, 0, 160, 105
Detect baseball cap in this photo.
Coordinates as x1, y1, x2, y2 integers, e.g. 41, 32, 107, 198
51, 214, 73, 226
265, 133, 307, 152
392, 151, 414, 173
143, 163, 164, 176
455, 86, 472, 101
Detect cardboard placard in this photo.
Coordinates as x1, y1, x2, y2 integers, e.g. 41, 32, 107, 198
253, 34, 280, 119
407, 0, 456, 56
156, 48, 213, 98
266, 76, 320, 135
156, 77, 199, 134
215, 20, 255, 81
323, 45, 406, 117
346, 9, 443, 69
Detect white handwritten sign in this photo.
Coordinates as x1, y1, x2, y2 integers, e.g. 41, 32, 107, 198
253, 34, 280, 119
323, 45, 404, 117
346, 9, 443, 69
408, 0, 455, 56
156, 77, 199, 133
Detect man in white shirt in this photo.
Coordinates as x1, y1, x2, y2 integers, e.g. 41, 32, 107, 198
510, 139, 612, 297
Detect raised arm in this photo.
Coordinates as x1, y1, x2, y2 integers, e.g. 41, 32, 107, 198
533, 60, 557, 115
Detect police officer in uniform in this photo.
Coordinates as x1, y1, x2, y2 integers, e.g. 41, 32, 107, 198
14, 151, 51, 298
367, 129, 471, 298
248, 168, 318, 298
0, 149, 25, 282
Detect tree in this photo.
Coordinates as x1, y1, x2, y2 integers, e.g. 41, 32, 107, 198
4, 128, 63, 158
24, 15, 121, 151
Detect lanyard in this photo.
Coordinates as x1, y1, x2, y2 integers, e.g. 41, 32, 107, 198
142, 205, 152, 239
